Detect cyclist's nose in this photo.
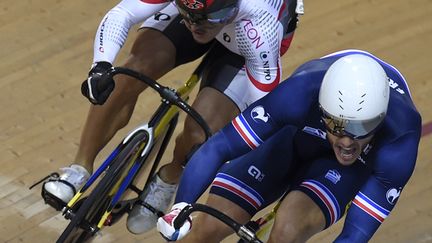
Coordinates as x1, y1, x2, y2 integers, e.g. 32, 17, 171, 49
337, 136, 355, 147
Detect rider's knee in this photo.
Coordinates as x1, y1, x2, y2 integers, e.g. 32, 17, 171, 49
180, 118, 207, 145
269, 191, 325, 242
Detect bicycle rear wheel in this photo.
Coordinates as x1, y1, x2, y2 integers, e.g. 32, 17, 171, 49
57, 132, 148, 243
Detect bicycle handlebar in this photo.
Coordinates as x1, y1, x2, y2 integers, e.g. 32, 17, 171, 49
174, 203, 263, 243
108, 67, 212, 139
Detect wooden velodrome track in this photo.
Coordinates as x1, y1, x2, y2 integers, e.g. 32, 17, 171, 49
1, 0, 431, 242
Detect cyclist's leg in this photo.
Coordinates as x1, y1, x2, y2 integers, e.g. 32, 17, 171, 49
43, 4, 212, 208
268, 157, 372, 243
268, 191, 324, 243
42, 28, 176, 207
129, 85, 240, 234
134, 42, 245, 219
160, 86, 241, 182
179, 126, 297, 242
159, 41, 252, 184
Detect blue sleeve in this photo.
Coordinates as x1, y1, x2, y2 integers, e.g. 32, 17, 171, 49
335, 132, 420, 242
175, 63, 320, 204
175, 101, 285, 203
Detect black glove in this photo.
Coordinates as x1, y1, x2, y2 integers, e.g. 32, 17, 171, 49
81, 61, 115, 105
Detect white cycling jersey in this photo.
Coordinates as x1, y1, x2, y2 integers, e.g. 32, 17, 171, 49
93, 0, 302, 107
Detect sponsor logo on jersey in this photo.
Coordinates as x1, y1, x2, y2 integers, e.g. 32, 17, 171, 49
251, 106, 270, 123
223, 33, 231, 43
154, 12, 171, 21
98, 17, 108, 53
259, 51, 272, 81
386, 188, 401, 205
242, 19, 264, 49
325, 169, 341, 184
302, 126, 327, 140
248, 165, 265, 181
388, 78, 406, 95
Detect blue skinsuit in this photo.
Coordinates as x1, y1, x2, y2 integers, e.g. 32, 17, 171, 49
175, 50, 422, 242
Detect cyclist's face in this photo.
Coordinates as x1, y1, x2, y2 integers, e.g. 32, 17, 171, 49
183, 19, 225, 44
326, 132, 373, 166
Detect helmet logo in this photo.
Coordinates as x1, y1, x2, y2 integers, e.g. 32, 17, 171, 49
251, 106, 269, 123
180, 0, 205, 10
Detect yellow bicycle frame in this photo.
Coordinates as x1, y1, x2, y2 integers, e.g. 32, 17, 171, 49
65, 71, 202, 231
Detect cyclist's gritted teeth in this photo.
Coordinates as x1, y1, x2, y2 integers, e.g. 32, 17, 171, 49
338, 146, 356, 160
333, 143, 359, 165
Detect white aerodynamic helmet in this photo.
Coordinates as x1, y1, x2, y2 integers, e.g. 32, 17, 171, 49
319, 54, 390, 139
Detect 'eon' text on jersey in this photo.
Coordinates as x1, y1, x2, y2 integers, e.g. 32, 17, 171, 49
242, 19, 264, 49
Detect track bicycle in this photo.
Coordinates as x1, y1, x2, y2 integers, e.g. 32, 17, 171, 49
53, 54, 213, 243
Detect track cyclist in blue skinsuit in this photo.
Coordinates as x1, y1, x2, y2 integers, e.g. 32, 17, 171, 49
157, 49, 422, 242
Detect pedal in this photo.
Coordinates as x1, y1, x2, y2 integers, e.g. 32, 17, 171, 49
106, 199, 137, 226
31, 173, 67, 211
33, 172, 77, 211
41, 183, 67, 211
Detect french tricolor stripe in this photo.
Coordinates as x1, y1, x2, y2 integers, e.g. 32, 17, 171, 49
232, 114, 263, 149
301, 180, 340, 225
212, 173, 263, 210
352, 192, 389, 223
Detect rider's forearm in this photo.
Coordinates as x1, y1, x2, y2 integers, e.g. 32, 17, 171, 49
93, 0, 170, 64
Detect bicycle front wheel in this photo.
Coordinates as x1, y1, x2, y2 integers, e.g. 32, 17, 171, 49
57, 132, 149, 243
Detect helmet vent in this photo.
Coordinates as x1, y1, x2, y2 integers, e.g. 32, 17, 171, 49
357, 93, 366, 111
338, 90, 344, 110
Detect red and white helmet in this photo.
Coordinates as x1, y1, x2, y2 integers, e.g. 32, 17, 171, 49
175, 0, 239, 24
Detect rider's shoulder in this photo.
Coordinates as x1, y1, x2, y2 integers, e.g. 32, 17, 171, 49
235, 0, 284, 21
290, 58, 331, 79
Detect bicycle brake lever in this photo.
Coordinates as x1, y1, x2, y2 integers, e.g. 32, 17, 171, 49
173, 204, 194, 229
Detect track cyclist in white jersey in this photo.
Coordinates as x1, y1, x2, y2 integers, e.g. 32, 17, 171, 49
41, 0, 304, 235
